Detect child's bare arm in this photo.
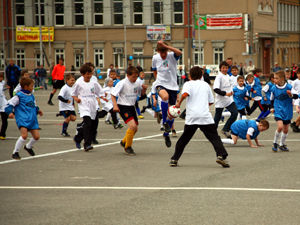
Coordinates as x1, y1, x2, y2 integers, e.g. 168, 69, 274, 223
158, 40, 182, 56
175, 93, 189, 108
246, 134, 257, 148
255, 138, 263, 147
111, 95, 119, 112
72, 96, 81, 103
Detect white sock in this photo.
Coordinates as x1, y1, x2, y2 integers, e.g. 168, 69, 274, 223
222, 111, 231, 117
145, 108, 155, 117
26, 138, 37, 149
106, 113, 111, 121
13, 136, 26, 154
221, 139, 234, 145
241, 115, 247, 120
280, 132, 287, 146
273, 130, 281, 144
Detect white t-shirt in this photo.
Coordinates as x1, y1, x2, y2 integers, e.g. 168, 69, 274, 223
292, 79, 300, 93
152, 52, 180, 91
100, 86, 113, 112
230, 75, 238, 87
213, 72, 234, 108
13, 83, 34, 94
0, 80, 7, 112
71, 80, 104, 120
182, 79, 215, 125
58, 84, 74, 111
111, 77, 142, 106
76, 75, 98, 84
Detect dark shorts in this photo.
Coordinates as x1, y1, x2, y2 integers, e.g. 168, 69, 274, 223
274, 117, 291, 125
60, 110, 76, 118
53, 80, 65, 89
156, 86, 178, 105
118, 105, 138, 125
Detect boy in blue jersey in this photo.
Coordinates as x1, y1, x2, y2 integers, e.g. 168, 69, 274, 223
5, 77, 43, 160
246, 73, 263, 115
233, 76, 250, 119
222, 119, 269, 148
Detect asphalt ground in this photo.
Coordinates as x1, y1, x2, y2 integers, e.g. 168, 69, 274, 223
0, 88, 300, 225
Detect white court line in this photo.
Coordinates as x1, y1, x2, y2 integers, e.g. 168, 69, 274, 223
0, 186, 299, 193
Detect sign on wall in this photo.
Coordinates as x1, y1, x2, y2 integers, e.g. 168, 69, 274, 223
194, 14, 243, 30
16, 26, 54, 42
146, 26, 171, 41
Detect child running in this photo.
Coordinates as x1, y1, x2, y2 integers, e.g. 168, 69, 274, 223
246, 73, 263, 116
270, 70, 298, 152
291, 68, 300, 132
170, 66, 230, 168
0, 72, 8, 140
5, 77, 43, 160
222, 119, 269, 148
57, 74, 76, 137
111, 66, 147, 155
233, 75, 250, 119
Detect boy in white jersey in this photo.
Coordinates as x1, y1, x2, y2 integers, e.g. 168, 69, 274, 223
213, 61, 238, 138
57, 74, 76, 137
291, 68, 300, 132
170, 66, 230, 168
111, 66, 147, 155
72, 63, 104, 151
152, 40, 182, 148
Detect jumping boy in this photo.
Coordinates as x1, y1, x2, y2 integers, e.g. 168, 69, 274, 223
5, 77, 43, 160
151, 40, 182, 147
170, 66, 230, 168
111, 66, 147, 155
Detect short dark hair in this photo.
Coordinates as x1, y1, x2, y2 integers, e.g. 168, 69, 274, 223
189, 66, 202, 80
0, 72, 4, 78
79, 63, 93, 75
231, 66, 238, 70
219, 61, 229, 70
253, 68, 262, 74
259, 119, 269, 129
156, 42, 168, 52
237, 75, 244, 81
109, 69, 116, 74
65, 73, 75, 80
126, 66, 139, 76
86, 62, 95, 69
59, 57, 64, 61
21, 69, 29, 77
20, 77, 34, 88
297, 68, 300, 74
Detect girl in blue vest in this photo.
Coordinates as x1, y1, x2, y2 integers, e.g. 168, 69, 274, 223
5, 77, 43, 160
222, 119, 269, 148
270, 70, 298, 152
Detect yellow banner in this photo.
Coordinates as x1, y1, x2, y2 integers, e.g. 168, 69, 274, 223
16, 26, 54, 42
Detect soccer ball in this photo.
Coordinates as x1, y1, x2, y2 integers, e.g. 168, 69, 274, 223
167, 105, 181, 119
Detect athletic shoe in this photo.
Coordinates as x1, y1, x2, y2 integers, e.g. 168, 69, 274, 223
74, 137, 81, 149
222, 130, 231, 139
279, 145, 289, 152
120, 140, 125, 148
105, 120, 113, 125
47, 100, 54, 105
61, 132, 70, 137
138, 115, 144, 119
114, 123, 124, 129
290, 122, 296, 130
169, 159, 178, 167
164, 135, 171, 148
24, 145, 35, 156
92, 139, 99, 144
160, 126, 164, 131
141, 106, 147, 114
272, 143, 278, 152
124, 147, 136, 155
0, 136, 6, 140
216, 156, 230, 168
12, 152, 21, 160
84, 146, 93, 152
172, 129, 177, 137
163, 122, 171, 133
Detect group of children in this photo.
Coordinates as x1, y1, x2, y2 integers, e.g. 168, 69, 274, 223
1, 41, 300, 169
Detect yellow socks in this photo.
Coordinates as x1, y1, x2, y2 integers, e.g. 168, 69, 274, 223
124, 129, 135, 149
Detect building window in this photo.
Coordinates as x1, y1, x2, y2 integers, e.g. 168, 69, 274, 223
113, 0, 123, 25
113, 48, 124, 68
133, 48, 144, 68
173, 1, 183, 24
133, 0, 143, 25
15, 0, 25, 26
55, 0, 64, 26
177, 48, 184, 66
94, 49, 104, 68
16, 49, 25, 68
35, 53, 45, 67
0, 50, 4, 69
74, 49, 84, 68
153, 1, 163, 24
278, 3, 300, 32
55, 49, 64, 64
94, 0, 103, 25
193, 48, 204, 65
35, 0, 45, 26
74, 0, 84, 25
213, 48, 224, 65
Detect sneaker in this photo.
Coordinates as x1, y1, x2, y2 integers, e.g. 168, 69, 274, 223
141, 106, 147, 114
292, 126, 300, 133
92, 139, 99, 144
172, 129, 177, 137
290, 122, 296, 129
120, 140, 126, 148
279, 145, 289, 152
272, 143, 278, 152
222, 130, 231, 139
124, 147, 136, 155
24, 145, 35, 156
114, 123, 124, 129
169, 159, 178, 167
163, 122, 171, 133
0, 136, 6, 140
74, 137, 81, 149
105, 120, 113, 125
61, 132, 70, 137
164, 135, 171, 148
84, 146, 93, 152
160, 127, 164, 131
48, 100, 54, 105
138, 115, 144, 119
216, 156, 230, 168
12, 152, 21, 160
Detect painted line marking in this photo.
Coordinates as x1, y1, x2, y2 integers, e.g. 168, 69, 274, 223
0, 186, 299, 193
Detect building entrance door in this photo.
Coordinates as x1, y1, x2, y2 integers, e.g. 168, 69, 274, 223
263, 39, 272, 76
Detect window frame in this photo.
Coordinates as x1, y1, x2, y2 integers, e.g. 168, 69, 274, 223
213, 48, 224, 65
34, 0, 45, 26
54, 0, 64, 26
173, 1, 184, 25
55, 49, 65, 65
74, 49, 84, 69
133, 0, 143, 25
74, 0, 84, 26
113, 48, 124, 69
133, 48, 144, 68
16, 49, 25, 68
94, 48, 105, 68
153, 1, 163, 25
113, 0, 123, 25
94, 0, 104, 26
0, 50, 5, 69
193, 48, 204, 66
15, 0, 25, 26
